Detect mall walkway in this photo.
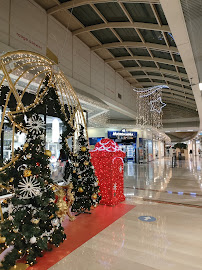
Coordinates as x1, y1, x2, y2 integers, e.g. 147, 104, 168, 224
49, 158, 202, 270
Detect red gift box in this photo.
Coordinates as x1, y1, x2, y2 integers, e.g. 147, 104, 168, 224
91, 138, 125, 206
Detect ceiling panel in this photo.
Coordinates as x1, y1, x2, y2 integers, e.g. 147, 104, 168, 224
123, 3, 158, 24
95, 3, 129, 22
34, 0, 197, 119
70, 5, 104, 26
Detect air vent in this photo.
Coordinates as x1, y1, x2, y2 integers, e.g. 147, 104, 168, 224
118, 93, 122, 99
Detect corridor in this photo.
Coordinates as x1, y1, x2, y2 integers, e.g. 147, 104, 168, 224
49, 158, 202, 270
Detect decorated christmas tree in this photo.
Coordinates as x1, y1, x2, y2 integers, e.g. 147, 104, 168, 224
71, 125, 101, 213
0, 114, 66, 269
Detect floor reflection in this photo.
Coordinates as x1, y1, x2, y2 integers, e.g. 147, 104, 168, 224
124, 158, 202, 206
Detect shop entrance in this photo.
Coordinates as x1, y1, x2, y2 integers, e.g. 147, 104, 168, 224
108, 130, 137, 163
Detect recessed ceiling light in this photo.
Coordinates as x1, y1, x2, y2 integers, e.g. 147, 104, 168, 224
199, 83, 202, 90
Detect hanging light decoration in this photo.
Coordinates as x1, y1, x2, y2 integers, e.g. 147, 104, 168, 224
133, 85, 168, 129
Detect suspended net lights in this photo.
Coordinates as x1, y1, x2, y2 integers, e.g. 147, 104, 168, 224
0, 50, 87, 171
133, 85, 169, 98
133, 85, 168, 129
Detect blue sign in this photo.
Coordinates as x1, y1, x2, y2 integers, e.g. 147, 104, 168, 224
89, 137, 104, 145
138, 216, 156, 222
108, 129, 137, 139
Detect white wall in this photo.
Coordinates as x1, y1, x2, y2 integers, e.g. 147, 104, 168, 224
48, 16, 73, 78
91, 52, 105, 94
10, 0, 47, 54
0, 0, 137, 118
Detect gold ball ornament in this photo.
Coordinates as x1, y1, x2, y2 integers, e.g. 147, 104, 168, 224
52, 185, 56, 191
9, 177, 14, 183
23, 169, 32, 177
81, 146, 87, 152
74, 163, 79, 167
31, 218, 40, 224
92, 194, 97, 200
78, 175, 81, 179
23, 143, 29, 149
84, 160, 89, 166
73, 170, 76, 174
26, 153, 32, 159
0, 236, 6, 243
45, 150, 52, 157
13, 228, 19, 233
78, 187, 84, 193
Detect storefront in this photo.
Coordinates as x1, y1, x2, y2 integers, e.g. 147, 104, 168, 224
88, 127, 167, 163
0, 107, 84, 163
138, 138, 153, 163
108, 129, 137, 162
148, 140, 153, 161
153, 139, 165, 159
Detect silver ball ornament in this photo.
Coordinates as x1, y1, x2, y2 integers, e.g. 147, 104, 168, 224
51, 218, 59, 226
30, 236, 37, 244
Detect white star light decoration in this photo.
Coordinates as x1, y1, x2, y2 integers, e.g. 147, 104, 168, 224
150, 97, 166, 113
18, 176, 41, 199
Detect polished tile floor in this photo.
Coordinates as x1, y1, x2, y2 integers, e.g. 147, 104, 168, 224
50, 158, 202, 270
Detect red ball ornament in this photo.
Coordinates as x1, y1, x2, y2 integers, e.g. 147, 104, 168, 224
36, 162, 40, 166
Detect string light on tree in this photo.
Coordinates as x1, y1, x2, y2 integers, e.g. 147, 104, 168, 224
0, 50, 89, 267
71, 125, 101, 214
0, 50, 87, 173
0, 114, 66, 269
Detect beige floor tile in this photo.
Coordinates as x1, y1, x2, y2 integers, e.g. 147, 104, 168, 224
50, 158, 202, 270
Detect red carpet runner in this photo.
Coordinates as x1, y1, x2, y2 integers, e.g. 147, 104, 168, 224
28, 203, 135, 270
